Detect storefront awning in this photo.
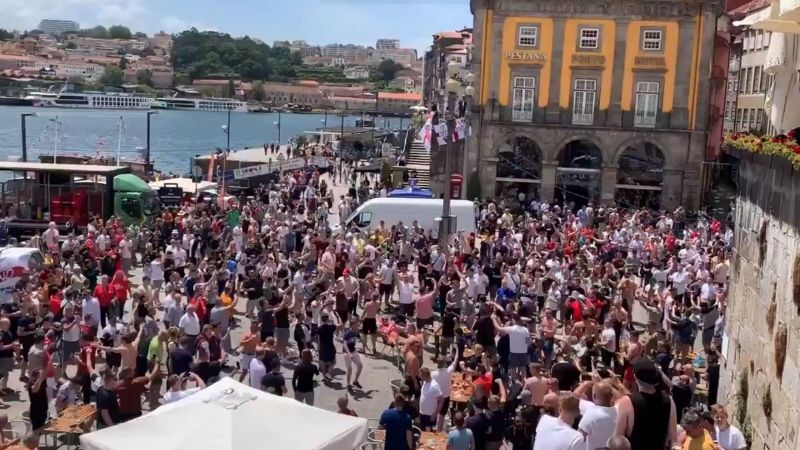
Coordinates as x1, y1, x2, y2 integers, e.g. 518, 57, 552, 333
734, 2, 800, 34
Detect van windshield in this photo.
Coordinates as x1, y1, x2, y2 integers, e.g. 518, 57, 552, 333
347, 211, 372, 228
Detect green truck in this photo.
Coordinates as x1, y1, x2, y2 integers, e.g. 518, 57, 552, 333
0, 162, 160, 238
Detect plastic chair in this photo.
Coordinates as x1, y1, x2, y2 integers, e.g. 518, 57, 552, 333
390, 378, 404, 396
366, 429, 384, 443
360, 443, 381, 450
366, 418, 380, 430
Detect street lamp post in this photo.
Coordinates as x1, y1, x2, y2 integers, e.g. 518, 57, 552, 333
438, 77, 461, 253
145, 111, 159, 178
20, 112, 38, 162
462, 72, 476, 199
277, 110, 282, 147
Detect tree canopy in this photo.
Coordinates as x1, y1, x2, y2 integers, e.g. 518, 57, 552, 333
376, 59, 403, 82
100, 65, 124, 86
108, 25, 132, 40
171, 28, 303, 82
136, 69, 153, 86
77, 26, 110, 38
0, 29, 13, 41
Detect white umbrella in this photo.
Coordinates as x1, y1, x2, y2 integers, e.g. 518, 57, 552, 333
410, 104, 428, 112
734, 2, 800, 34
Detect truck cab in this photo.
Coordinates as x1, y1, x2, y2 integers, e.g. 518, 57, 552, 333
112, 174, 160, 227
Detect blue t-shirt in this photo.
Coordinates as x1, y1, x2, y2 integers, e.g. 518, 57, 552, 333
447, 428, 474, 450
379, 408, 412, 450
342, 330, 359, 353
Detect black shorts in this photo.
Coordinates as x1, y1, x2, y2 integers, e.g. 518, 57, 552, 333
379, 283, 393, 295
336, 309, 349, 324
260, 329, 275, 342
361, 318, 378, 335
440, 396, 450, 415
400, 303, 415, 316
416, 317, 434, 329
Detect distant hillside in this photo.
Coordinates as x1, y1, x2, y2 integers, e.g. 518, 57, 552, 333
171, 28, 304, 82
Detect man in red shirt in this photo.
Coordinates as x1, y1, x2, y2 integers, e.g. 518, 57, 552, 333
93, 275, 115, 328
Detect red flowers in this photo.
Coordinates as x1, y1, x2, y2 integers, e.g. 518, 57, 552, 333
793, 145, 800, 154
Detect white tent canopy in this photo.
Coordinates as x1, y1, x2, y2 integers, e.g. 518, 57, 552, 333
80, 378, 368, 450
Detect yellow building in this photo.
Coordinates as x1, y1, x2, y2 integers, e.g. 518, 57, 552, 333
458, 0, 724, 210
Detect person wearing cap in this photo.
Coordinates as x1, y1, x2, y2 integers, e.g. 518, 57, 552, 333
614, 358, 677, 450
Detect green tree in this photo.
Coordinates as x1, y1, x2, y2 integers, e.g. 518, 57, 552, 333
251, 80, 265, 101
135, 84, 155, 95
173, 72, 190, 87
100, 65, 124, 86
376, 59, 402, 82
67, 75, 85, 85
0, 29, 13, 41
226, 79, 236, 98
65, 42, 77, 49
79, 26, 109, 38
136, 69, 153, 86
108, 25, 132, 40
134, 32, 148, 39
119, 56, 127, 70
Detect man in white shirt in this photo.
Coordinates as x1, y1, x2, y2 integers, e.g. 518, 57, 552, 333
533, 393, 584, 450
95, 230, 110, 252
163, 372, 206, 403
81, 294, 102, 334
418, 367, 443, 431
178, 304, 201, 350
432, 349, 458, 431
579, 382, 618, 450
599, 318, 617, 367
492, 313, 530, 380
397, 273, 416, 316
378, 260, 396, 307
249, 348, 268, 389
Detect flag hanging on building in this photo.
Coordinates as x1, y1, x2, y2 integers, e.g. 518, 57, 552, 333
418, 113, 434, 152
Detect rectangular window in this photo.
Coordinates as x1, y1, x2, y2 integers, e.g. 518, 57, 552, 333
512, 76, 535, 122
745, 67, 753, 94
764, 31, 771, 48
579, 28, 600, 49
742, 109, 750, 131
642, 30, 663, 51
763, 72, 771, 93
736, 109, 743, 131
634, 81, 659, 128
756, 108, 763, 131
518, 26, 538, 47
738, 70, 745, 93
754, 66, 762, 93
572, 79, 596, 125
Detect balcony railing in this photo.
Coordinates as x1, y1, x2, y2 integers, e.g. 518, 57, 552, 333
572, 113, 594, 125
512, 110, 533, 122
634, 114, 657, 128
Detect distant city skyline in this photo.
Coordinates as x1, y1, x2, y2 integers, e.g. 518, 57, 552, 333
0, 0, 473, 52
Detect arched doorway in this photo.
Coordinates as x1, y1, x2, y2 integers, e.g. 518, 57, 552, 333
555, 140, 602, 209
615, 142, 665, 209
495, 136, 542, 209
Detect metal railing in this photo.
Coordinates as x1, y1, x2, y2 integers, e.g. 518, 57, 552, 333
572, 113, 594, 125
634, 115, 657, 128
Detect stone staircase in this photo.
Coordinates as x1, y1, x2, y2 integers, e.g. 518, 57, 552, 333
405, 140, 431, 189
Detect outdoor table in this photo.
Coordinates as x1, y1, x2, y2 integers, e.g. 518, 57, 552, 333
370, 430, 448, 450
42, 404, 96, 449
450, 372, 474, 405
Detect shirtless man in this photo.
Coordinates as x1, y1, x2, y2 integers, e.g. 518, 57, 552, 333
336, 268, 360, 318
361, 293, 380, 354
523, 362, 549, 406
623, 330, 644, 389
237, 322, 260, 382
540, 308, 559, 369
98, 325, 143, 372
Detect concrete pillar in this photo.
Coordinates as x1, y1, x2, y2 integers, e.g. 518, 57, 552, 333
662, 168, 684, 210
541, 162, 558, 201
600, 165, 618, 205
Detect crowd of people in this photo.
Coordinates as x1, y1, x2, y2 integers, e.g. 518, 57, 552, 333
0, 152, 746, 450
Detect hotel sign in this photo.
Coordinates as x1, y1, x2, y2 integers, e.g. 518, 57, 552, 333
504, 51, 547, 63
571, 54, 605, 66
634, 56, 666, 67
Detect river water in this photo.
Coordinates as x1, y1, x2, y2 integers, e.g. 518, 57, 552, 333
0, 106, 408, 174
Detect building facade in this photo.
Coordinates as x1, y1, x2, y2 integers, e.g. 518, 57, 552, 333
37, 19, 79, 36
376, 39, 401, 50
422, 30, 473, 115
466, 0, 723, 210
376, 92, 422, 114
724, 27, 771, 134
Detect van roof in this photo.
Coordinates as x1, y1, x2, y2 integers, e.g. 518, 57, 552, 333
361, 198, 475, 207
0, 247, 41, 258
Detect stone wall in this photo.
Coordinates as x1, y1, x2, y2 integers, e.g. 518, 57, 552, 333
721, 148, 800, 450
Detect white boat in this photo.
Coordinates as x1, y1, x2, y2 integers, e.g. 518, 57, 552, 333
25, 90, 156, 110
154, 96, 248, 112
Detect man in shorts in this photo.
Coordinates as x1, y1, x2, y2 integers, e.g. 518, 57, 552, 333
361, 293, 380, 354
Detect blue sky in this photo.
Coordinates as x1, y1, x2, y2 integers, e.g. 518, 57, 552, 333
0, 0, 473, 52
